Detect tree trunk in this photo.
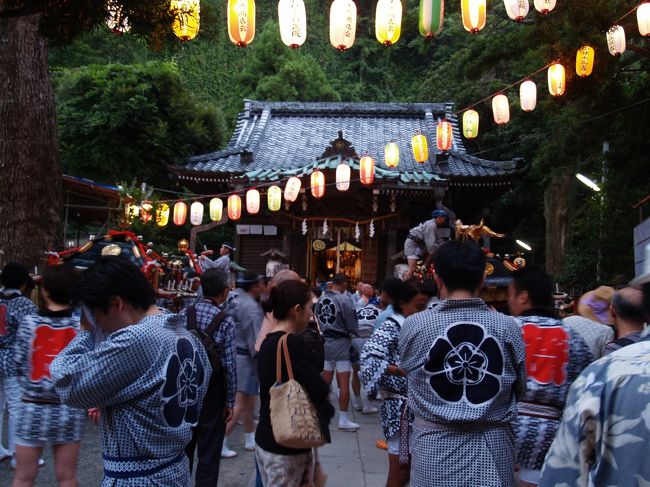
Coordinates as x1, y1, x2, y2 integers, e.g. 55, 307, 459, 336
544, 168, 572, 277
0, 13, 61, 269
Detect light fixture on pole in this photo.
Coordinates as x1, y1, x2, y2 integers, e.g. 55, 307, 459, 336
576, 173, 601, 192
516, 239, 532, 251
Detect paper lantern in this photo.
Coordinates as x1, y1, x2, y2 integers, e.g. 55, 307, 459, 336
461, 0, 486, 33
228, 195, 242, 220
336, 163, 351, 191
246, 189, 260, 214
156, 203, 170, 227
228, 0, 255, 47
278, 0, 307, 48
519, 80, 537, 112
173, 201, 187, 226
190, 201, 204, 226
106, 0, 130, 34
385, 142, 399, 168
209, 198, 223, 221
267, 185, 282, 211
412, 133, 429, 162
124, 203, 139, 223
575, 45, 595, 77
360, 156, 375, 185
140, 201, 153, 223
606, 25, 626, 56
436, 121, 453, 152
310, 170, 325, 198
533, 0, 556, 14
547, 63, 565, 97
171, 0, 200, 41
376, 0, 402, 46
504, 0, 529, 21
284, 176, 302, 202
639, 2, 650, 37
462, 110, 479, 139
492, 94, 510, 125
330, 0, 356, 50
419, 0, 444, 38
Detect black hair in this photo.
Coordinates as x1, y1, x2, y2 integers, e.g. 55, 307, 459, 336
612, 290, 645, 324
393, 281, 421, 315
201, 269, 230, 298
380, 278, 403, 300
1, 262, 30, 289
238, 272, 262, 292
264, 280, 312, 321
433, 240, 486, 293
312, 287, 323, 298
418, 279, 438, 298
511, 266, 554, 310
73, 256, 155, 313
332, 273, 347, 285
643, 283, 650, 323
42, 265, 79, 305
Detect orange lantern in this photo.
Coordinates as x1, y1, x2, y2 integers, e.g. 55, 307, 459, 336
492, 94, 510, 125
520, 80, 537, 112
140, 200, 153, 223
336, 163, 351, 191
284, 176, 302, 202
412, 133, 429, 162
228, 195, 242, 220
228, 0, 255, 47
436, 120, 453, 151
463, 110, 479, 139
267, 185, 282, 211
156, 203, 170, 227
246, 189, 260, 214
547, 63, 565, 97
209, 197, 223, 221
190, 201, 204, 226
384, 142, 399, 168
575, 45, 595, 77
173, 201, 187, 226
311, 170, 325, 198
461, 0, 486, 33
360, 156, 375, 185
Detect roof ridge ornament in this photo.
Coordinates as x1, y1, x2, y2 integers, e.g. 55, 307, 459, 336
320, 130, 359, 160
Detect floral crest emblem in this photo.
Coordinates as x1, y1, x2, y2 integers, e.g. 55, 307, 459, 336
424, 322, 504, 406
317, 297, 337, 326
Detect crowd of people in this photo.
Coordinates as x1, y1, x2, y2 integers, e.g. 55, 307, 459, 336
0, 237, 649, 486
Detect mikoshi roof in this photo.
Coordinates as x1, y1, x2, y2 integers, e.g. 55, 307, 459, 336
171, 100, 527, 188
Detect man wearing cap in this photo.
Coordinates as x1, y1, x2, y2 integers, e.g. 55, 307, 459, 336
199, 243, 236, 273
403, 210, 448, 281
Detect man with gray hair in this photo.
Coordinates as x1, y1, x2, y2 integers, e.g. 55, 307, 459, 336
601, 287, 646, 356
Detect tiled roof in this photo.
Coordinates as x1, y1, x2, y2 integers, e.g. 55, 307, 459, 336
172, 100, 525, 183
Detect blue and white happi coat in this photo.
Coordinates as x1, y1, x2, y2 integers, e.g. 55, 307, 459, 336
51, 313, 212, 486
0, 289, 38, 377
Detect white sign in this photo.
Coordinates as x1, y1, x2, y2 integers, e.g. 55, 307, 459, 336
236, 225, 250, 235
264, 225, 278, 236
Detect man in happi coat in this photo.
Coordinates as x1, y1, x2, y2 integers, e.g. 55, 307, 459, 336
403, 209, 447, 281
399, 240, 527, 487
50, 256, 212, 486
507, 267, 593, 486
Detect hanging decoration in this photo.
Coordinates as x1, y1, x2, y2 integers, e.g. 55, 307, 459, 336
171, 0, 201, 41
302, 219, 308, 235
462, 110, 479, 138
311, 170, 326, 198
106, 1, 130, 34
140, 200, 153, 223
575, 45, 595, 77
504, 0, 529, 22
124, 202, 139, 224
412, 133, 429, 162
547, 63, 565, 96
419, 0, 444, 39
606, 25, 626, 56
461, 0, 486, 33
209, 197, 223, 221
369, 219, 375, 238
190, 201, 204, 226
533, 0, 556, 14
330, 0, 356, 51
492, 94, 510, 125
246, 189, 260, 214
228, 195, 242, 220
267, 185, 282, 211
384, 142, 399, 168
284, 176, 302, 202
173, 201, 187, 226
228, 0, 256, 47
336, 163, 351, 191
322, 219, 329, 235
355, 222, 360, 241
519, 80, 537, 111
359, 155, 375, 185
639, 2, 650, 36
156, 203, 170, 227
436, 120, 453, 152
278, 0, 307, 48
376, 0, 402, 46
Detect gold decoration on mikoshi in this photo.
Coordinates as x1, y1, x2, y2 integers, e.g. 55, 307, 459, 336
156, 203, 170, 227
455, 219, 506, 242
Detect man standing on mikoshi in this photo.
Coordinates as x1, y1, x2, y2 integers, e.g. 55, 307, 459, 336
403, 210, 448, 281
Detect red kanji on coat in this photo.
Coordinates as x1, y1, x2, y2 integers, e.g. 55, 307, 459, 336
30, 325, 77, 382
0, 305, 7, 337
522, 323, 569, 386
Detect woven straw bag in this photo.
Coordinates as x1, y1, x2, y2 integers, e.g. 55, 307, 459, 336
270, 334, 326, 449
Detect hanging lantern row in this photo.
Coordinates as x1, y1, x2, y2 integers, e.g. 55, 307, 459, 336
228, 0, 256, 47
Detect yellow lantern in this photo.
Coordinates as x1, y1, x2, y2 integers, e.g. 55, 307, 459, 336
412, 133, 429, 162
171, 0, 200, 41
228, 195, 242, 220
576, 45, 595, 77
436, 121, 453, 152
504, 0, 529, 21
228, 0, 255, 47
190, 201, 204, 226
173, 201, 187, 226
209, 198, 223, 221
278, 0, 307, 48
267, 185, 282, 211
106, 0, 130, 34
639, 2, 650, 37
310, 171, 325, 198
384, 142, 399, 168
140, 200, 153, 223
519, 80, 537, 112
547, 63, 565, 97
284, 176, 302, 202
492, 94, 510, 125
606, 25, 626, 56
376, 0, 402, 46
533, 0, 556, 14
156, 203, 170, 227
336, 163, 351, 191
360, 156, 375, 185
463, 110, 479, 139
330, 0, 356, 51
419, 0, 444, 39
246, 189, 260, 214
461, 0, 486, 33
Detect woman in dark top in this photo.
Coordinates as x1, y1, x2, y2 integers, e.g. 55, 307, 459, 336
256, 280, 334, 487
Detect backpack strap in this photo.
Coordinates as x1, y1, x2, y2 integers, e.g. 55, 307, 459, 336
186, 305, 198, 332
204, 309, 228, 343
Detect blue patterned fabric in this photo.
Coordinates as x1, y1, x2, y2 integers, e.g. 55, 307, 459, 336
0, 290, 38, 377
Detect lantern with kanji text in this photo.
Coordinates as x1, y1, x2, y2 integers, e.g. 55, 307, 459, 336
278, 0, 307, 48
284, 177, 302, 202
267, 185, 282, 211
385, 142, 399, 168
171, 0, 200, 41
492, 94, 510, 125
606, 25, 626, 56
376, 0, 402, 46
336, 163, 351, 191
519, 80, 537, 112
246, 189, 260, 214
228, 195, 242, 220
360, 156, 375, 185
533, 0, 555, 14
140, 201, 153, 223
209, 198, 223, 221
639, 2, 650, 36
504, 0, 529, 21
228, 0, 255, 47
173, 201, 188, 226
462, 110, 479, 138
330, 0, 356, 50
576, 46, 594, 77
156, 203, 170, 227
412, 133, 429, 162
547, 63, 565, 97
190, 201, 204, 226
436, 121, 453, 152
310, 170, 325, 198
